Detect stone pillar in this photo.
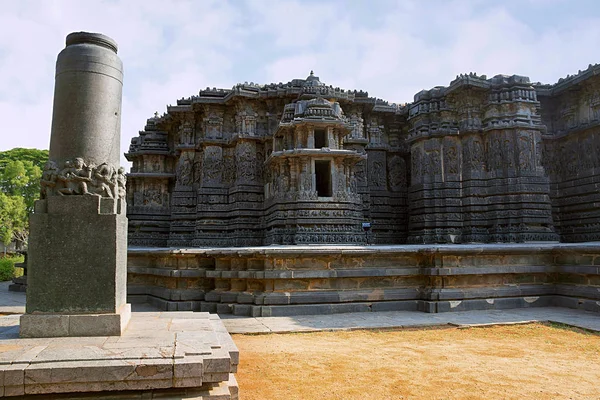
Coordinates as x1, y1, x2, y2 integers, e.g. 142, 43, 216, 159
49, 32, 123, 169
307, 128, 315, 148
20, 32, 130, 338
327, 126, 335, 149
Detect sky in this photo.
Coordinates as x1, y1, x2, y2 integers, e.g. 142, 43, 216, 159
1, 0, 599, 167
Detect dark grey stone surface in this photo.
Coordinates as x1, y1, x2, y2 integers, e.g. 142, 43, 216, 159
27, 196, 127, 314
49, 32, 123, 169
127, 243, 600, 316
21, 32, 129, 337
126, 64, 600, 246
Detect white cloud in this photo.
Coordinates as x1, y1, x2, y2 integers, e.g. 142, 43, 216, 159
1, 0, 599, 167
0, 0, 245, 166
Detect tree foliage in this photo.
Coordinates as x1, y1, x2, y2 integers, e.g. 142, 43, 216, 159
0, 148, 48, 171
0, 193, 27, 246
0, 148, 48, 246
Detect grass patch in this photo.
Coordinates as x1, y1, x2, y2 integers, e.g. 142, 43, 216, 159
545, 320, 600, 335
0, 255, 24, 282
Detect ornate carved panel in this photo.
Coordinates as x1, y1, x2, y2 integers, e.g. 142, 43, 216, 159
387, 154, 407, 191
236, 141, 258, 184
368, 151, 387, 189
176, 153, 194, 186
202, 146, 223, 186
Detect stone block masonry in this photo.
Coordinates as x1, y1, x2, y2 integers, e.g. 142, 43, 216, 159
1, 312, 238, 399
127, 243, 600, 316
25, 196, 128, 316
126, 65, 600, 246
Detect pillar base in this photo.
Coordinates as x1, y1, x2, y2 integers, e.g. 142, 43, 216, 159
20, 304, 131, 338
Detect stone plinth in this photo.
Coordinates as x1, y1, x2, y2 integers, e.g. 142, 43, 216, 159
127, 243, 600, 316
21, 196, 129, 337
1, 312, 238, 399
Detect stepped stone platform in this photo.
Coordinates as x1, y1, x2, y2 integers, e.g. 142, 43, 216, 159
0, 312, 239, 399
127, 243, 600, 317
221, 307, 600, 334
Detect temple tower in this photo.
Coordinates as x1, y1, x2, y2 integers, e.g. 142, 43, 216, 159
407, 74, 558, 243
264, 90, 366, 244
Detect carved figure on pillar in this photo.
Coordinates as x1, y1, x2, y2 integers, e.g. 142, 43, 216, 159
411, 147, 423, 182
236, 141, 257, 183
349, 113, 364, 139
117, 167, 127, 199
203, 107, 224, 139
443, 144, 459, 175
203, 146, 223, 185
518, 133, 534, 172
387, 155, 407, 191
370, 160, 386, 188
193, 159, 203, 184
368, 118, 384, 145
176, 155, 193, 186
488, 136, 503, 171
57, 158, 93, 196
179, 120, 194, 144
92, 162, 117, 198
40, 161, 59, 199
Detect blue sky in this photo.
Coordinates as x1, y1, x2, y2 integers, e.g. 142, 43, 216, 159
1, 0, 599, 166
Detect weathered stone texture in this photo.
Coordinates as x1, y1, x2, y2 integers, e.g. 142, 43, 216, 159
537, 65, 600, 242
126, 73, 409, 246
126, 64, 600, 245
27, 197, 127, 315
407, 74, 555, 243
2, 313, 239, 399
49, 32, 123, 169
127, 243, 600, 316
22, 32, 130, 338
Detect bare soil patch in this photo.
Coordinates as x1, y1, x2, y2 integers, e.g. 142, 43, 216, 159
232, 323, 600, 400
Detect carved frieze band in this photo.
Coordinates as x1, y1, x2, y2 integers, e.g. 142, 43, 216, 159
41, 158, 126, 199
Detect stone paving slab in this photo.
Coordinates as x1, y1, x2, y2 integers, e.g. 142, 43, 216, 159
0, 312, 239, 398
220, 307, 600, 334
0, 374, 238, 400
0, 283, 25, 315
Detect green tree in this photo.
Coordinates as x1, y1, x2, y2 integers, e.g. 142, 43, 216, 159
0, 148, 48, 171
1, 160, 42, 214
0, 193, 27, 246
0, 148, 48, 247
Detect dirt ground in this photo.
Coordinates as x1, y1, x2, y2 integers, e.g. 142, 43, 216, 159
232, 323, 600, 400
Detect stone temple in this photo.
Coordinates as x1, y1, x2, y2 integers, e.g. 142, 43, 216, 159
123, 67, 600, 317
126, 66, 600, 247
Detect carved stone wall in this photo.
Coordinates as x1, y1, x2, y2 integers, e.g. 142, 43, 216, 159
126, 74, 409, 246
126, 66, 600, 246
128, 243, 600, 315
407, 74, 557, 243
538, 66, 600, 242
263, 96, 367, 244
